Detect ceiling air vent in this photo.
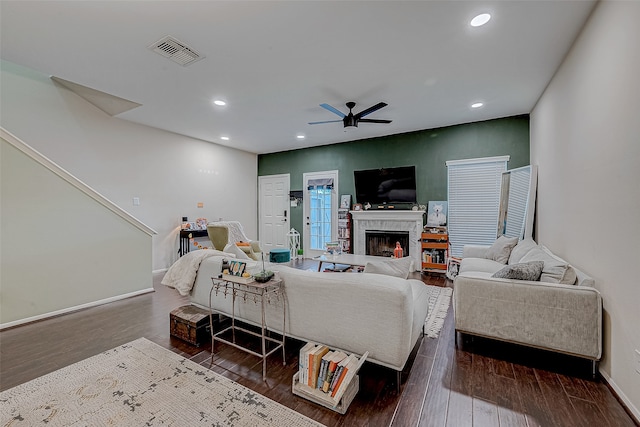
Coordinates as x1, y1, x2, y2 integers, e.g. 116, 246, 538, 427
149, 35, 204, 67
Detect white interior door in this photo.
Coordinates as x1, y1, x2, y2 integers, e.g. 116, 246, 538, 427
303, 170, 339, 258
259, 174, 290, 254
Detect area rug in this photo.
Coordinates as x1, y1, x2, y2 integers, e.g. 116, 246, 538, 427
424, 285, 453, 338
0, 338, 324, 427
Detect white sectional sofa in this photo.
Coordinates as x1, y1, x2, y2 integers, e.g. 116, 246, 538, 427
185, 255, 431, 375
453, 237, 602, 374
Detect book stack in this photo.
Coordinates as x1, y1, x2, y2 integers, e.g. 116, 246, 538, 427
296, 342, 368, 405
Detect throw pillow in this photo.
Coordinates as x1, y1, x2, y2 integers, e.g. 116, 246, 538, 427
491, 261, 544, 281
508, 238, 538, 265
520, 246, 577, 285
363, 256, 413, 279
484, 235, 519, 264
223, 243, 251, 260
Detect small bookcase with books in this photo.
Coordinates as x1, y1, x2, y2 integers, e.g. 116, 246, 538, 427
292, 342, 368, 414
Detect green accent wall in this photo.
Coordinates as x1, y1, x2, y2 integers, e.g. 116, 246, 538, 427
258, 115, 530, 242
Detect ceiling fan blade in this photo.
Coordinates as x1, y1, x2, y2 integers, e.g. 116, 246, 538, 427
355, 102, 388, 119
319, 103, 346, 118
308, 119, 343, 125
358, 119, 392, 124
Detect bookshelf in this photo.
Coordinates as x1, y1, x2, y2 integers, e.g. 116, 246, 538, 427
337, 208, 351, 254
421, 229, 448, 273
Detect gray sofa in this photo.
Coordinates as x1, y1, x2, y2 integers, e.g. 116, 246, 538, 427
453, 237, 602, 374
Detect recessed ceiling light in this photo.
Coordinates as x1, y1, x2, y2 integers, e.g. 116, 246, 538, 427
470, 13, 491, 27
471, 102, 484, 109
220, 136, 230, 141
213, 99, 226, 106
296, 134, 305, 140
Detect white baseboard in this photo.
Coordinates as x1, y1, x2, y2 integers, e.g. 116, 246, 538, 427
153, 268, 168, 275
600, 368, 640, 423
0, 288, 155, 330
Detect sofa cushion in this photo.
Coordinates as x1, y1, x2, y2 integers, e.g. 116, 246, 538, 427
520, 246, 577, 285
484, 236, 519, 264
459, 257, 504, 275
508, 238, 538, 265
363, 256, 412, 279
491, 261, 544, 281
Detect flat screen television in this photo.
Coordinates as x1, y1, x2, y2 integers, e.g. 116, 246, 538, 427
354, 166, 417, 204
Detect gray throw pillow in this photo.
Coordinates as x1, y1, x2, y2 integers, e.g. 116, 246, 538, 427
492, 261, 544, 281
363, 256, 413, 279
484, 235, 519, 264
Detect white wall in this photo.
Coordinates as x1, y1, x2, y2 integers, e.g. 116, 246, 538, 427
1, 135, 155, 325
531, 0, 640, 416
0, 61, 258, 271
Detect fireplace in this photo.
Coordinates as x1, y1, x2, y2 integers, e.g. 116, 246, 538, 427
350, 210, 425, 271
366, 230, 410, 257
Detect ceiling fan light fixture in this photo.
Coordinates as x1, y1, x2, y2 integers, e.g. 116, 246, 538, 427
343, 116, 358, 128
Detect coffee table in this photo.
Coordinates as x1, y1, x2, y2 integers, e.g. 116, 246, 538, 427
314, 253, 389, 272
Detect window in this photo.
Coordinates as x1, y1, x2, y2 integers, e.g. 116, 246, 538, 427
447, 156, 509, 257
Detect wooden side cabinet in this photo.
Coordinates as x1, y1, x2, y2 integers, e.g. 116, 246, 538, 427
421, 231, 448, 273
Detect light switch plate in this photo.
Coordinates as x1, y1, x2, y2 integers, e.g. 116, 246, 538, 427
635, 349, 640, 375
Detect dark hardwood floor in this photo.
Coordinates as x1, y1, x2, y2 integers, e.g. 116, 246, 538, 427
0, 260, 636, 426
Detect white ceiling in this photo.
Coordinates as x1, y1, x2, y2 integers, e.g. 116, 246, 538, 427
0, 1, 596, 154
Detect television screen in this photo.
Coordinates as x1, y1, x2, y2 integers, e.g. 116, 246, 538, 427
354, 166, 417, 204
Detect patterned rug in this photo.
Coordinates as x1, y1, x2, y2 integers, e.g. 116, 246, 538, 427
424, 285, 453, 338
0, 338, 324, 427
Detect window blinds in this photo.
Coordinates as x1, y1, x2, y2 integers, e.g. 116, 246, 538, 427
446, 156, 509, 257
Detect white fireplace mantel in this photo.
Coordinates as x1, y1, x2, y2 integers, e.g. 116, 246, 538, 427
351, 210, 425, 271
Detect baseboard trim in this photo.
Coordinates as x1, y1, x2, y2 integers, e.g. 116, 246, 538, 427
600, 368, 640, 424
153, 268, 168, 275
0, 288, 155, 331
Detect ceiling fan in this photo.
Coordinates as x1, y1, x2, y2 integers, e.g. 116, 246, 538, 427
308, 101, 392, 128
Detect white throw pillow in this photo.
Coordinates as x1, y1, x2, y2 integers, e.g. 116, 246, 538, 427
520, 245, 577, 285
508, 238, 538, 265
363, 256, 413, 279
484, 235, 519, 264
223, 243, 251, 260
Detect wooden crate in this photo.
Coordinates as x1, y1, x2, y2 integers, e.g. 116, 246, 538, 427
292, 372, 359, 414
170, 305, 211, 347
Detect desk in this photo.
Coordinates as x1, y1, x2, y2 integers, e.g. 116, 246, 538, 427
209, 275, 286, 381
179, 229, 208, 257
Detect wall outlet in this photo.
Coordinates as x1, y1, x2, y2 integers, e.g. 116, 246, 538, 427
635, 349, 640, 375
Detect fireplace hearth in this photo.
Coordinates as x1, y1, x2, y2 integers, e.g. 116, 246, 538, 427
366, 231, 410, 257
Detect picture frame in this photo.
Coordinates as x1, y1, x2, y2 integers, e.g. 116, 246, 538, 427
195, 217, 208, 230
426, 201, 448, 226
228, 260, 246, 276
353, 203, 363, 211
340, 194, 352, 209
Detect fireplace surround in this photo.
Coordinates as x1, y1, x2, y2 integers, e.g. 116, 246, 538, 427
351, 210, 425, 271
